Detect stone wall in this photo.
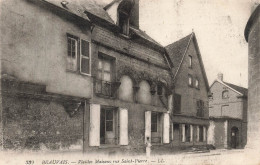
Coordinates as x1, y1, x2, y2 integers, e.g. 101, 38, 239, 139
1, 77, 87, 152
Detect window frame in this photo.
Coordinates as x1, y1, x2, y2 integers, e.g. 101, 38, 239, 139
195, 78, 200, 89
151, 112, 158, 133
222, 90, 229, 99
188, 55, 192, 68
67, 34, 79, 72
188, 74, 193, 87
66, 33, 91, 76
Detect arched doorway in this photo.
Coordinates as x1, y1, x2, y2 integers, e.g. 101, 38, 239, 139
231, 127, 239, 149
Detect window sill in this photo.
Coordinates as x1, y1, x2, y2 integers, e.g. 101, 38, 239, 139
151, 143, 163, 146
95, 93, 116, 99
66, 69, 92, 78
99, 144, 121, 149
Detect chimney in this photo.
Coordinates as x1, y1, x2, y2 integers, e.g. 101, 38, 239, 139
130, 0, 139, 28
217, 73, 223, 81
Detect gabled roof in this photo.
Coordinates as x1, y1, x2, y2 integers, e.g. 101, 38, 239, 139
165, 34, 192, 73
210, 80, 248, 97
165, 32, 210, 91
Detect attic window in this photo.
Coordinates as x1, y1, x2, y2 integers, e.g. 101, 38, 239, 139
118, 11, 129, 35
188, 55, 192, 68
118, 0, 133, 36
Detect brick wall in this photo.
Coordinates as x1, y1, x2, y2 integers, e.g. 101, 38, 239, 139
209, 81, 244, 119
174, 39, 209, 118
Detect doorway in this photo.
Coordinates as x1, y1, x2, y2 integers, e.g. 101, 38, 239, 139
100, 108, 118, 145
231, 127, 239, 149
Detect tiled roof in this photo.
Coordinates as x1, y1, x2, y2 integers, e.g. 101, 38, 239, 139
165, 34, 193, 74
41, 0, 163, 49
223, 82, 248, 96
130, 27, 163, 48
43, 0, 114, 24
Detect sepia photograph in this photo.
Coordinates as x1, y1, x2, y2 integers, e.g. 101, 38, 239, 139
0, 0, 260, 164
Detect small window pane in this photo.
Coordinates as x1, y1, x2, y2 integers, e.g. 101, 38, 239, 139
104, 72, 111, 81
106, 110, 113, 120
151, 123, 157, 132
98, 61, 103, 69
189, 76, 192, 86
81, 40, 89, 57
104, 61, 111, 71
106, 121, 113, 131
81, 58, 90, 74
189, 56, 192, 68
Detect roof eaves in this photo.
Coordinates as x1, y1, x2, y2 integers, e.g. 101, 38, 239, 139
216, 80, 243, 95
173, 33, 194, 81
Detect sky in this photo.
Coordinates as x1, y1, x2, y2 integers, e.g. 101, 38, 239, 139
101, 0, 260, 88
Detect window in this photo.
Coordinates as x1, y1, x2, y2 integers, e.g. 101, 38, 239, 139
199, 126, 203, 142
118, 11, 129, 35
188, 75, 193, 87
100, 108, 119, 145
80, 39, 90, 75
195, 78, 199, 89
105, 110, 113, 131
188, 55, 192, 68
96, 54, 114, 97
196, 100, 204, 117
185, 125, 191, 142
151, 112, 158, 132
221, 105, 229, 116
157, 85, 163, 96
222, 90, 229, 99
67, 35, 78, 71
67, 34, 91, 75
174, 93, 181, 114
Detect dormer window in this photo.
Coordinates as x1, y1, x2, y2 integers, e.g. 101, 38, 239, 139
117, 0, 133, 36
118, 11, 129, 35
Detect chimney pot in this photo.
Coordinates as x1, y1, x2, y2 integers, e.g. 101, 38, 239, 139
218, 73, 223, 81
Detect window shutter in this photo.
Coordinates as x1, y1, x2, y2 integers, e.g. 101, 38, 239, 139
190, 125, 193, 142
163, 113, 170, 143
196, 126, 200, 142
119, 108, 128, 145
145, 111, 151, 143
174, 94, 181, 114
203, 126, 207, 142
181, 124, 185, 142
89, 104, 100, 146
80, 39, 90, 74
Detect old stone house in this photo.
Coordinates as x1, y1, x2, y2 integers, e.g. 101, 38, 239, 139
244, 4, 260, 150
207, 73, 247, 149
0, 0, 212, 154
0, 0, 174, 153
165, 33, 210, 149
